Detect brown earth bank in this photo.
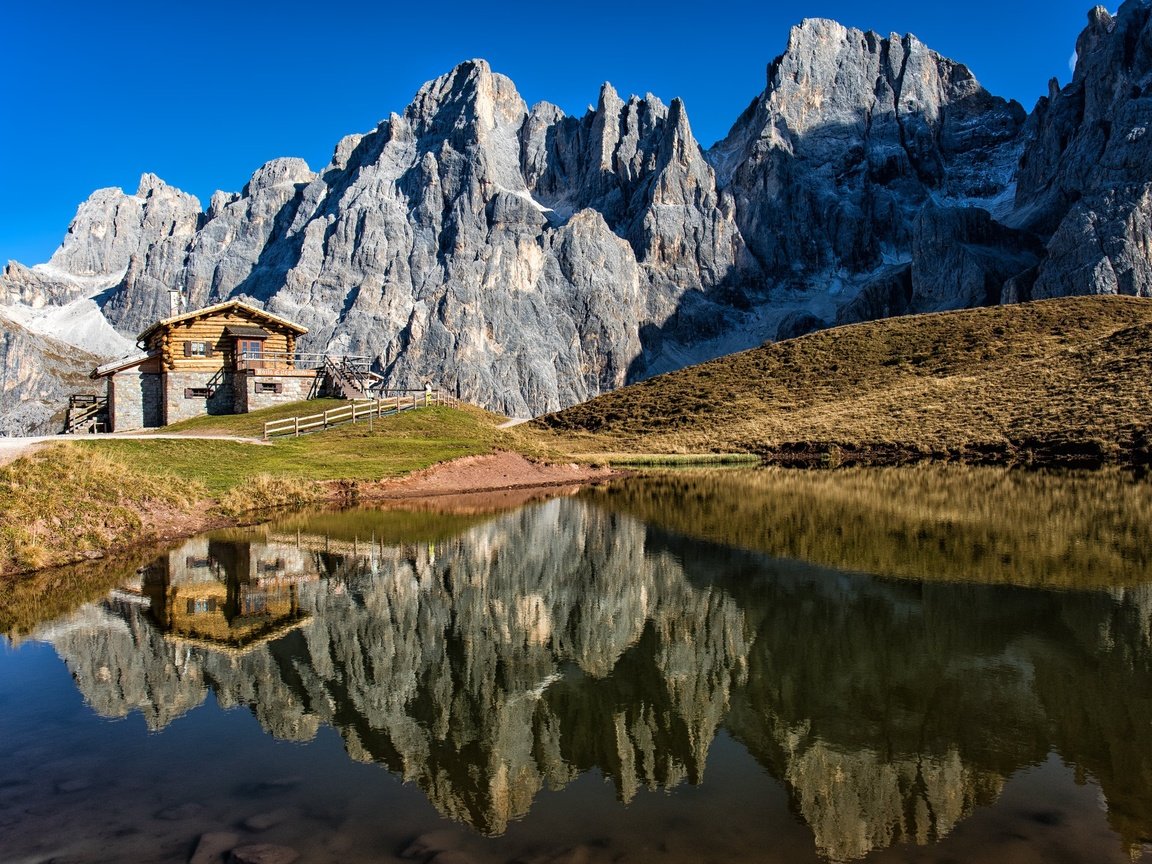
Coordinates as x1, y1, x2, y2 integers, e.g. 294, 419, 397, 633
351, 452, 621, 499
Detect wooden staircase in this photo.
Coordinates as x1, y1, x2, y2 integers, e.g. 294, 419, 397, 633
64, 395, 109, 434
322, 356, 377, 399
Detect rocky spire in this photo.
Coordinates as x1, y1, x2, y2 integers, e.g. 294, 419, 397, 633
1014, 1, 1152, 299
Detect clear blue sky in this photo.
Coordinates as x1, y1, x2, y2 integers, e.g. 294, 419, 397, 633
1, 0, 1093, 268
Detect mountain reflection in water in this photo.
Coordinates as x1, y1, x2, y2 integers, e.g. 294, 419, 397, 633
22, 471, 1152, 862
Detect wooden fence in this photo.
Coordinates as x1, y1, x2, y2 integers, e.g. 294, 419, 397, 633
262, 389, 455, 440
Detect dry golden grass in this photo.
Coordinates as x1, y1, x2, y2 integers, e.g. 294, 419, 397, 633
0, 445, 204, 573
536, 296, 1152, 465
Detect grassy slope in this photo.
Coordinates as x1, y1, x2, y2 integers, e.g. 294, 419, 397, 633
0, 445, 204, 572
92, 404, 510, 493
534, 296, 1152, 465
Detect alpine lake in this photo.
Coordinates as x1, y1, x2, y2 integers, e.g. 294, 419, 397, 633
3, 466, 1152, 864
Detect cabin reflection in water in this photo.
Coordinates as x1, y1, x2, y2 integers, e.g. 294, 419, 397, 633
141, 537, 315, 650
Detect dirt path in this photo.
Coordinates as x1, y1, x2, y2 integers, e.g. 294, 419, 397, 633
366, 452, 620, 499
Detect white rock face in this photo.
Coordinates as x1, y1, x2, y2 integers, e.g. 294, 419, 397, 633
2, 10, 1148, 430
0, 310, 106, 435
48, 174, 201, 279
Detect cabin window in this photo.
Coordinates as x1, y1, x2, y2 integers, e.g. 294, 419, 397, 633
254, 382, 283, 394
184, 387, 212, 399
183, 341, 213, 357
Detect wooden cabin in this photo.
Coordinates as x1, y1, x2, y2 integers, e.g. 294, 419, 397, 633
90, 300, 320, 431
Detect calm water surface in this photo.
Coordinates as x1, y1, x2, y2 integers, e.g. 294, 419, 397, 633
3, 467, 1152, 863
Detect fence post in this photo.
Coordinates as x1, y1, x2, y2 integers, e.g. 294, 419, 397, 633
264, 421, 269, 441
294, 417, 299, 437
413, 394, 418, 412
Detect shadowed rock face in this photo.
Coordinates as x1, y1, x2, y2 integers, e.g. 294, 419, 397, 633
710, 19, 1026, 279
0, 314, 106, 435
34, 490, 1152, 856
4, 8, 1152, 427
1012, 2, 1152, 300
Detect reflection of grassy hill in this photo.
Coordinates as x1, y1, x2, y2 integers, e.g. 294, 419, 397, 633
0, 552, 148, 640
537, 297, 1152, 466
584, 466, 1152, 588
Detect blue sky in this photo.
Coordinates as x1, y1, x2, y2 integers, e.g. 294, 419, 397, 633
1, 0, 1092, 268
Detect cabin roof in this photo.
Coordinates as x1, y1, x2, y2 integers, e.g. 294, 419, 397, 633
90, 351, 159, 379
136, 299, 308, 342
224, 325, 271, 339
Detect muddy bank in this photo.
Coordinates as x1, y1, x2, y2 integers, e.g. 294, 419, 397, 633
351, 452, 622, 499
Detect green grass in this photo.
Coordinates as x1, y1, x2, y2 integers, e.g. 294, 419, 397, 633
83, 405, 509, 494
160, 398, 354, 438
535, 296, 1152, 466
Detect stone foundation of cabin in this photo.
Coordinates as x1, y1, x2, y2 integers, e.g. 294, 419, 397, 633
109, 371, 163, 431
163, 371, 235, 425
235, 370, 322, 413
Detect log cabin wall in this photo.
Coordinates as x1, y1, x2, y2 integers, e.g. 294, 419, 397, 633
145, 312, 294, 372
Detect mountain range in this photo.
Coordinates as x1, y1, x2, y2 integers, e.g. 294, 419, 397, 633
3, 1, 1151, 433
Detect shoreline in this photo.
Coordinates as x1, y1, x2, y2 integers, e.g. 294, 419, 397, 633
1, 452, 628, 581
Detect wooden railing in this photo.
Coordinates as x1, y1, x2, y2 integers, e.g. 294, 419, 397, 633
262, 390, 454, 440
236, 351, 373, 372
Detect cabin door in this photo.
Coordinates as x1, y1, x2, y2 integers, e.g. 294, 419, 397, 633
237, 339, 264, 370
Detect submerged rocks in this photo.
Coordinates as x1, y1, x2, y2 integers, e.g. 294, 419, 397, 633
190, 832, 240, 864
228, 844, 300, 864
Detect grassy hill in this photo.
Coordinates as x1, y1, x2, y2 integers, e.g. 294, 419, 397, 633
534, 296, 1152, 466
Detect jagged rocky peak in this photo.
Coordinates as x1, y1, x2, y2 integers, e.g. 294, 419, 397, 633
709, 17, 1025, 280
47, 173, 201, 280
761, 18, 1024, 143
405, 58, 530, 190
243, 157, 316, 194
1013, 0, 1152, 299
408, 59, 527, 130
